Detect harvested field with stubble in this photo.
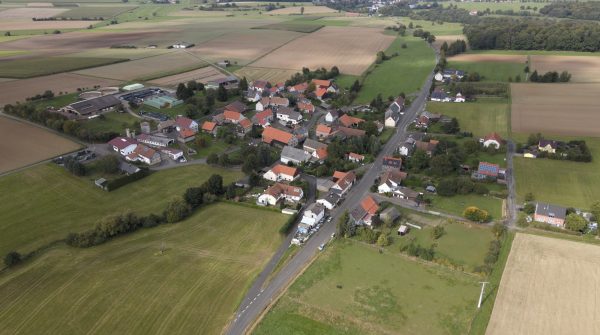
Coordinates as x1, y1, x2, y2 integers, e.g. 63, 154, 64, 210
235, 66, 299, 84
250, 26, 394, 75
267, 5, 337, 15
192, 29, 302, 64
75, 51, 205, 81
0, 7, 68, 19
431, 34, 466, 51
487, 233, 600, 335
0, 72, 122, 105
531, 55, 600, 83
511, 83, 600, 136
149, 66, 226, 86
0, 19, 101, 30
0, 116, 81, 174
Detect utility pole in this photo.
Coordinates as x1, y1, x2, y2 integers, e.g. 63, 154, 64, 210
478, 281, 489, 309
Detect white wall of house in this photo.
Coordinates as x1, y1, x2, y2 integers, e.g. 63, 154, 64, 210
115, 144, 137, 156
483, 139, 500, 149
316, 199, 335, 210
258, 194, 278, 206
385, 117, 397, 128
301, 209, 324, 226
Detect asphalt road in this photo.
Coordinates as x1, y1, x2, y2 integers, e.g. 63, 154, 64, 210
505, 140, 518, 226
225, 56, 438, 335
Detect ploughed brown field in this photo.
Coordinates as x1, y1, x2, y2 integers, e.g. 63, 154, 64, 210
487, 234, 600, 335
531, 55, 600, 83
250, 26, 394, 75
431, 34, 466, 51
0, 20, 100, 30
149, 66, 226, 86
0, 73, 122, 105
448, 53, 527, 63
0, 116, 81, 174
511, 83, 600, 137
191, 29, 302, 65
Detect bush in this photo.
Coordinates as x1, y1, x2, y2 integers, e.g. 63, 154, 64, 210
105, 169, 149, 191
356, 226, 380, 244
431, 225, 445, 239
97, 155, 120, 174
165, 197, 191, 223
4, 251, 22, 267
279, 212, 298, 234
463, 206, 491, 222
376, 233, 392, 247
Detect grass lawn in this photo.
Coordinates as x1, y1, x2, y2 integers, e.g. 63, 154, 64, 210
335, 74, 359, 90
0, 57, 128, 78
426, 99, 509, 137
428, 194, 503, 221
400, 18, 465, 35
254, 239, 480, 335
80, 111, 139, 135
140, 103, 188, 119
0, 50, 29, 58
31, 93, 79, 109
192, 139, 234, 159
0, 202, 286, 335
0, 163, 242, 256
514, 135, 600, 209
447, 61, 525, 82
355, 36, 435, 104
393, 222, 495, 271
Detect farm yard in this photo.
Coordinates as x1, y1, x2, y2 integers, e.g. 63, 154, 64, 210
0, 72, 122, 105
511, 83, 600, 137
514, 136, 600, 209
0, 203, 287, 335
149, 66, 226, 87
254, 239, 481, 335
0, 164, 242, 257
487, 233, 600, 335
249, 26, 395, 76
530, 55, 600, 83
426, 99, 509, 137
0, 116, 81, 175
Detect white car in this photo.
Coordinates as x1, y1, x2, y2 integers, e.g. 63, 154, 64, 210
318, 243, 325, 251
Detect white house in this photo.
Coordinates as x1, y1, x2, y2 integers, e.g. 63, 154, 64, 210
258, 183, 304, 206
384, 109, 400, 128
330, 170, 356, 196
246, 89, 261, 103
301, 203, 325, 226
398, 138, 416, 156
377, 170, 408, 195
317, 192, 341, 210
325, 110, 339, 123
454, 93, 466, 102
280, 146, 311, 165
161, 147, 184, 160
108, 137, 138, 156
276, 107, 303, 125
262, 164, 299, 182
482, 132, 504, 149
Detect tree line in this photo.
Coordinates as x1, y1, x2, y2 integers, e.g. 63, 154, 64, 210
539, 2, 600, 21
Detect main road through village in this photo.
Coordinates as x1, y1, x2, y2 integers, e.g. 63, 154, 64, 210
226, 55, 439, 335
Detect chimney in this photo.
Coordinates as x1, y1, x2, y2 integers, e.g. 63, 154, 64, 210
126, 128, 131, 138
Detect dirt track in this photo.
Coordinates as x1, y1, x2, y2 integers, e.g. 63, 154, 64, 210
0, 116, 81, 174
487, 233, 600, 335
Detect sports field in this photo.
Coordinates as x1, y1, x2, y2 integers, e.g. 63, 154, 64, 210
0, 163, 242, 257
250, 26, 394, 75
354, 35, 435, 103
487, 233, 600, 335
514, 136, 600, 209
511, 83, 600, 137
254, 239, 481, 335
0, 116, 81, 175
426, 99, 509, 137
0, 56, 127, 78
0, 203, 286, 335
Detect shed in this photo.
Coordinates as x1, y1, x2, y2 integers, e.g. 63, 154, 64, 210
398, 225, 409, 236
122, 83, 144, 91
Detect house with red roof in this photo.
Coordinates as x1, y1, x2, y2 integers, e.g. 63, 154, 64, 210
201, 121, 218, 136
316, 124, 334, 139
262, 126, 298, 147
288, 82, 308, 93
237, 118, 253, 134
108, 136, 138, 156
348, 152, 365, 163
482, 132, 504, 149
339, 114, 365, 128
175, 116, 198, 133
178, 128, 196, 143
331, 170, 356, 196
263, 164, 299, 182
224, 110, 244, 124
297, 101, 315, 113
126, 144, 161, 165
258, 183, 304, 206
252, 109, 274, 128
350, 195, 380, 226
313, 147, 328, 161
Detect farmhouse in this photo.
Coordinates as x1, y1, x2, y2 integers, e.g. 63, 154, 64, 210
348, 152, 365, 163
108, 136, 137, 156
250, 80, 270, 92
253, 109, 274, 128
350, 195, 379, 226
224, 110, 245, 124
136, 133, 174, 147
256, 97, 289, 111
482, 132, 504, 149
263, 164, 299, 182
339, 114, 364, 128
430, 89, 451, 102
382, 156, 402, 171
534, 202, 567, 227
539, 139, 558, 154
62, 95, 121, 116
301, 203, 325, 226
384, 97, 404, 128
237, 118, 252, 135
258, 182, 304, 206
303, 139, 328, 155
276, 107, 303, 125
201, 121, 218, 136
288, 82, 308, 93
178, 128, 196, 143
297, 101, 315, 113
377, 170, 408, 195
317, 192, 341, 210
158, 119, 176, 133
280, 146, 311, 165
246, 89, 261, 103
126, 144, 161, 165
331, 170, 356, 196
175, 116, 199, 133
262, 126, 298, 147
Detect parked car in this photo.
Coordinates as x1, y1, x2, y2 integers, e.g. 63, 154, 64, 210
318, 243, 325, 251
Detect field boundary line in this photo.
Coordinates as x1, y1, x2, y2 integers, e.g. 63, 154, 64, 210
246, 31, 309, 67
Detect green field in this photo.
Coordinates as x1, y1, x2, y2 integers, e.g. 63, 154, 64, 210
253, 22, 324, 33
80, 111, 139, 134
399, 18, 464, 36
0, 56, 128, 78
426, 99, 509, 137
450, 0, 542, 12
355, 36, 435, 103
0, 163, 242, 257
0, 50, 28, 58
514, 135, 600, 209
428, 194, 503, 221
394, 221, 494, 271
447, 61, 525, 82
254, 239, 481, 335
55, 6, 135, 19
0, 202, 286, 335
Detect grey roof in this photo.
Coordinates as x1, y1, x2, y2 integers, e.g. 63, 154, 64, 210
277, 107, 302, 120
430, 90, 448, 100
535, 202, 567, 220
380, 206, 400, 221
119, 162, 140, 175
67, 95, 120, 115
281, 146, 311, 163
319, 191, 341, 204
305, 202, 325, 215
303, 138, 328, 151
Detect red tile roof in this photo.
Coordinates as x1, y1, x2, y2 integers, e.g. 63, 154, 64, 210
312, 79, 331, 87
361, 195, 379, 215
262, 126, 294, 145
225, 101, 247, 114
239, 118, 252, 129
202, 121, 217, 132
484, 132, 504, 143
316, 124, 332, 135
271, 164, 298, 177
315, 87, 327, 98
349, 152, 364, 161
179, 128, 195, 138
175, 116, 195, 129
224, 110, 243, 121
339, 114, 365, 127
298, 102, 315, 113
265, 182, 303, 198
108, 136, 137, 150
333, 170, 356, 190
134, 144, 156, 160
314, 147, 328, 160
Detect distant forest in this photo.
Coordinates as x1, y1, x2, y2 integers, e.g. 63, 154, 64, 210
539, 2, 600, 21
